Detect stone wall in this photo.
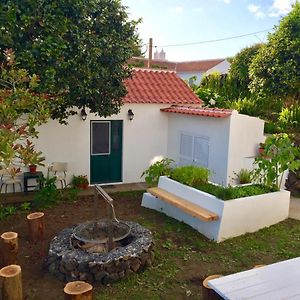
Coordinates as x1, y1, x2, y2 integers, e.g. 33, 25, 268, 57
46, 221, 154, 284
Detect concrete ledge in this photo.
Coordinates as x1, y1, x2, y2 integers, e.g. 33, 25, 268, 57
142, 176, 290, 242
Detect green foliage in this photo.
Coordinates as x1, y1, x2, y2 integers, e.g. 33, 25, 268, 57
0, 0, 140, 121
226, 97, 259, 116
33, 176, 61, 209
253, 134, 300, 188
19, 202, 31, 211
0, 205, 17, 220
0, 49, 51, 171
216, 184, 276, 200
264, 122, 282, 134
249, 3, 300, 101
236, 169, 253, 184
63, 187, 79, 202
229, 44, 262, 90
278, 105, 300, 131
200, 72, 250, 102
194, 87, 227, 108
141, 158, 174, 186
170, 166, 210, 186
71, 175, 89, 187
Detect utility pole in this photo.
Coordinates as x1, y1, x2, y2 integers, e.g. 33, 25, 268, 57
147, 38, 153, 68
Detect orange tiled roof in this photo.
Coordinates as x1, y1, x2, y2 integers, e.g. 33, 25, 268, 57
123, 69, 203, 105
160, 106, 232, 118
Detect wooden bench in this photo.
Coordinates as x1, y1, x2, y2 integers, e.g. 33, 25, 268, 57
147, 187, 219, 222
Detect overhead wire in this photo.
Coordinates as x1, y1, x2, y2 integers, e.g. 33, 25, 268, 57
143, 29, 272, 48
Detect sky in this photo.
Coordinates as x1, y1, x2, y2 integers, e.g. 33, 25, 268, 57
122, 0, 297, 61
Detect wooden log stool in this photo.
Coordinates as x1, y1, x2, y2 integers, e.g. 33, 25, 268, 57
202, 274, 224, 300
0, 264, 23, 300
27, 212, 45, 243
64, 281, 93, 300
0, 232, 18, 268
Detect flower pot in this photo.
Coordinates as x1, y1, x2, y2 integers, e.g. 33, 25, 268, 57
77, 183, 89, 190
29, 165, 37, 173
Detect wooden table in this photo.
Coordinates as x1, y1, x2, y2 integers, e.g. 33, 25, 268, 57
208, 257, 300, 300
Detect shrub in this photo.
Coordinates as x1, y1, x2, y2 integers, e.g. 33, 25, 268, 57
171, 166, 210, 187
278, 105, 300, 131
253, 134, 300, 188
194, 87, 227, 108
33, 176, 61, 209
72, 175, 89, 187
236, 169, 253, 184
141, 158, 174, 186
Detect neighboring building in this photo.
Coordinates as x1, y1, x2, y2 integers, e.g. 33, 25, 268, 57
128, 57, 231, 85
176, 59, 231, 85
33, 68, 263, 189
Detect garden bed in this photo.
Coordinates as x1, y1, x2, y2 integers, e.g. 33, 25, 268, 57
142, 176, 290, 242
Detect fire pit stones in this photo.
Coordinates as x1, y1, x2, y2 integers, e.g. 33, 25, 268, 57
46, 221, 154, 284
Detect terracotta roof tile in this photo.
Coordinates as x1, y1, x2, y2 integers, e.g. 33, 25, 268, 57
160, 106, 233, 118
123, 69, 202, 105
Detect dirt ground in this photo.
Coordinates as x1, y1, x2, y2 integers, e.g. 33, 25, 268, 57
0, 193, 147, 300
1, 191, 300, 300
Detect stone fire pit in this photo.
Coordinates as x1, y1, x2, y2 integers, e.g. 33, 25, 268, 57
46, 221, 154, 284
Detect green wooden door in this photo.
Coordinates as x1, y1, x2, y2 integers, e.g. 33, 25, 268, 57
90, 120, 123, 184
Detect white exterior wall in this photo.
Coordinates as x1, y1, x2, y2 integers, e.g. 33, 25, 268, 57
35, 104, 169, 185
227, 112, 265, 184
166, 113, 231, 185
177, 71, 204, 85
206, 60, 231, 75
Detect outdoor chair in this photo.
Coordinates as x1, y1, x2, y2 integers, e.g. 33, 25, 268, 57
0, 168, 23, 193
50, 162, 68, 188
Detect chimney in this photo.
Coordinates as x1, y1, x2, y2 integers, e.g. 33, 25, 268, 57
147, 38, 153, 68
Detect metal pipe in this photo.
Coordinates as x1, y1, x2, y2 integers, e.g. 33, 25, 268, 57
94, 184, 119, 223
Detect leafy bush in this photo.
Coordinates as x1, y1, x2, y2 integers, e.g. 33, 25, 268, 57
253, 134, 300, 188
236, 169, 253, 184
227, 98, 259, 116
0, 205, 17, 220
33, 176, 61, 209
171, 166, 210, 186
194, 87, 227, 108
141, 158, 174, 186
264, 121, 282, 134
278, 105, 300, 131
215, 184, 277, 200
72, 175, 89, 187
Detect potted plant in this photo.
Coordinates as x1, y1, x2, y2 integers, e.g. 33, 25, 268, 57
18, 140, 45, 173
72, 175, 89, 189
258, 142, 265, 155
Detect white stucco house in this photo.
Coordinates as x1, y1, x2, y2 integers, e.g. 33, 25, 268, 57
34, 68, 263, 187
129, 57, 231, 86
175, 59, 231, 86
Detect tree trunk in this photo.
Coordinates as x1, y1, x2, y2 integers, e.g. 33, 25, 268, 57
26, 212, 45, 243
64, 281, 93, 300
0, 264, 23, 300
0, 232, 18, 268
202, 274, 223, 300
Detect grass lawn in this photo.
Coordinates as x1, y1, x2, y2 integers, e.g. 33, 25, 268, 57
1, 190, 300, 299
